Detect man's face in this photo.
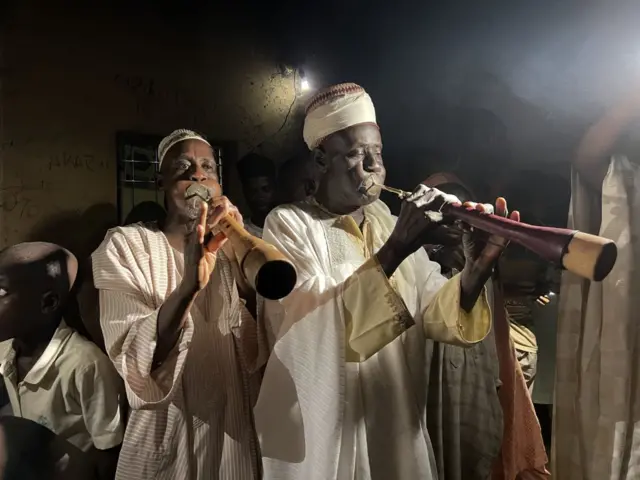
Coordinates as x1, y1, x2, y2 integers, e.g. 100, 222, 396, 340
318, 123, 386, 211
159, 139, 220, 222
243, 175, 276, 217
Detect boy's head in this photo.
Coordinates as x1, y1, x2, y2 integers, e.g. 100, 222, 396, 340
0, 242, 78, 342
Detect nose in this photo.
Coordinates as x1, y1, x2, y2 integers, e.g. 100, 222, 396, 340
189, 165, 208, 182
363, 152, 382, 173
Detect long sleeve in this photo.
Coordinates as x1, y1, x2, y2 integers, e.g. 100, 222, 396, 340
92, 228, 194, 410
262, 208, 413, 364
347, 249, 491, 359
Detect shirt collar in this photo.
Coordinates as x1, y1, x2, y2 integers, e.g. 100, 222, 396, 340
0, 321, 74, 385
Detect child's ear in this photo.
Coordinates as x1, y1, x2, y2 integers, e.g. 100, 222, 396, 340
41, 291, 60, 315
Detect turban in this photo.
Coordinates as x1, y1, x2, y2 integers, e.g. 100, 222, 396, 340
157, 129, 211, 168
303, 83, 377, 150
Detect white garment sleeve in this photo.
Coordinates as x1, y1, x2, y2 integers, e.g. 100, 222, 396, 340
262, 207, 414, 362
412, 247, 492, 347
92, 232, 195, 410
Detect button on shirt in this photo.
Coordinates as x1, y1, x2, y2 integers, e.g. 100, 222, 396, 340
0, 321, 125, 452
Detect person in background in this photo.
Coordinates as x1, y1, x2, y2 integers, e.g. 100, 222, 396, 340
92, 129, 264, 480
237, 152, 277, 238
421, 172, 503, 480
553, 88, 640, 479
0, 242, 123, 480
255, 83, 517, 480
277, 153, 318, 205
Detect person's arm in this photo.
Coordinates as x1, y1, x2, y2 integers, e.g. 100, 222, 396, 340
92, 230, 197, 409
575, 98, 640, 190
152, 280, 198, 367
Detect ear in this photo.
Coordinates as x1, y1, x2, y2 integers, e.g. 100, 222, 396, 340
41, 291, 60, 315
311, 147, 329, 175
156, 172, 164, 190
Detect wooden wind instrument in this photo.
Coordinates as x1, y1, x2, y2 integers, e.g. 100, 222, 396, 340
185, 183, 297, 300
360, 178, 617, 282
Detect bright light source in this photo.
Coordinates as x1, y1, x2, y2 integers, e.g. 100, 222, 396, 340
299, 68, 310, 92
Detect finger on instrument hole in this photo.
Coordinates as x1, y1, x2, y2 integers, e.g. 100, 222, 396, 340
480, 203, 494, 215
462, 201, 477, 210
231, 207, 244, 226
495, 197, 508, 217
509, 210, 520, 222
209, 203, 229, 227
206, 232, 228, 253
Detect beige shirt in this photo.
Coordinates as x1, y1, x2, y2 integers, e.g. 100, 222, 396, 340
0, 321, 125, 452
92, 223, 263, 480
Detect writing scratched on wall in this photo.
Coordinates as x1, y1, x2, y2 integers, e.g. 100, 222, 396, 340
48, 152, 107, 172
0, 181, 49, 219
114, 74, 185, 114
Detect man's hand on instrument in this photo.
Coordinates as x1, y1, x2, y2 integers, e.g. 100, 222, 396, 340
387, 184, 463, 258
207, 195, 243, 232
461, 197, 520, 269
185, 196, 241, 294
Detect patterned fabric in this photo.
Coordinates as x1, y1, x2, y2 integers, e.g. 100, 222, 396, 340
492, 282, 549, 480
92, 223, 263, 480
157, 129, 210, 167
303, 83, 377, 149
256, 199, 492, 480
424, 268, 503, 480
553, 156, 640, 479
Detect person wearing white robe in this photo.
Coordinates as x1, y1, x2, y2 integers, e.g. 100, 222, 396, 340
254, 83, 520, 480
554, 91, 640, 479
92, 130, 264, 480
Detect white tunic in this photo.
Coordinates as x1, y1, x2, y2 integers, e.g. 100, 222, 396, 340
554, 156, 640, 479
92, 223, 263, 480
255, 199, 492, 480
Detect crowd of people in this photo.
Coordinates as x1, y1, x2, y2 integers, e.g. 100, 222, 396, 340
0, 82, 634, 480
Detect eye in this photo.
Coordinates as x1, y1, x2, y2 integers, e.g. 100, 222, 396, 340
202, 162, 216, 171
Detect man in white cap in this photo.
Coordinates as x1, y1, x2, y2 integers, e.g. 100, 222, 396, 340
92, 130, 265, 479
254, 83, 520, 479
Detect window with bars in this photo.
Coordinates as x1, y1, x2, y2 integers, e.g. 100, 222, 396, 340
115, 132, 227, 224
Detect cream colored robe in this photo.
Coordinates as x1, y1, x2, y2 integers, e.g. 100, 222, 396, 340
553, 156, 640, 479
255, 199, 492, 480
92, 223, 262, 480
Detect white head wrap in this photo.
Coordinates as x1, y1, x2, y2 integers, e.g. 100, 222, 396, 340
157, 129, 211, 168
303, 83, 377, 150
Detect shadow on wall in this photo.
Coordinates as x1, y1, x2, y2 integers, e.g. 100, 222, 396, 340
26, 203, 118, 350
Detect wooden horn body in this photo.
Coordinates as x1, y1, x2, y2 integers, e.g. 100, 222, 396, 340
441, 204, 617, 282
215, 215, 297, 300
185, 182, 297, 300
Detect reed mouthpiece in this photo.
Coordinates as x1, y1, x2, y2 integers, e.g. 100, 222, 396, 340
185, 183, 213, 202
358, 176, 380, 194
